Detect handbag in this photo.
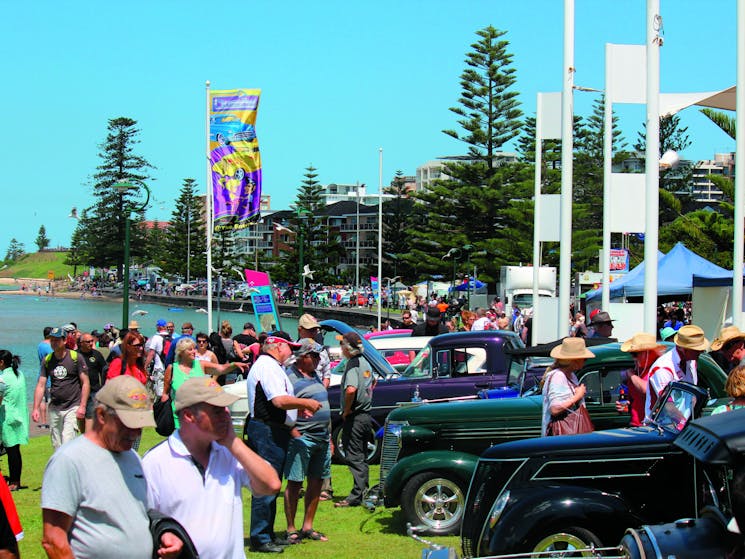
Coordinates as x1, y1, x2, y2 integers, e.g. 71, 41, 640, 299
546, 371, 594, 436
153, 396, 175, 437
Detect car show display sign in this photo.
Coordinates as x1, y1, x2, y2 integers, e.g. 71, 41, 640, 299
241, 268, 282, 333
209, 88, 262, 231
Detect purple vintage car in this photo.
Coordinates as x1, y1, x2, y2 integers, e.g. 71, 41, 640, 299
325, 327, 527, 463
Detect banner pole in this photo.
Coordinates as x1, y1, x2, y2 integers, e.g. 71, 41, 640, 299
206, 80, 214, 333
377, 147, 383, 330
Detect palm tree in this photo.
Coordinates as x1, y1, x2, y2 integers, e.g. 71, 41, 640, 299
701, 108, 736, 139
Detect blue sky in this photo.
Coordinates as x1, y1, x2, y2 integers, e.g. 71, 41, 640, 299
0, 0, 737, 255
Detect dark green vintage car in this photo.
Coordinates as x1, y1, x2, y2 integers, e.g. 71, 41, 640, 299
379, 343, 728, 535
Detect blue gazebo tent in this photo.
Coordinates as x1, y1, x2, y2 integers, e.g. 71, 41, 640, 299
585, 243, 729, 301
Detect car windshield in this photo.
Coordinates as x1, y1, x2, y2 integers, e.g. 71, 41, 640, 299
400, 346, 432, 378
650, 385, 698, 432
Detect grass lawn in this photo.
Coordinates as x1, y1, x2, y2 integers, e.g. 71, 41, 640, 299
6, 429, 459, 558
0, 252, 74, 281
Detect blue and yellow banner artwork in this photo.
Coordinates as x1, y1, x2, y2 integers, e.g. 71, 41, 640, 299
209, 88, 262, 231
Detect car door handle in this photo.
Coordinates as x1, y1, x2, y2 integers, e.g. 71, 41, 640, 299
474, 383, 490, 389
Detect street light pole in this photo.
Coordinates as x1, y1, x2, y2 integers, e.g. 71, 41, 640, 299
114, 180, 150, 329
122, 216, 131, 328
298, 225, 305, 316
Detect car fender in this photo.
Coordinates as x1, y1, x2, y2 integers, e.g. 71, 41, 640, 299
383, 450, 479, 508
483, 484, 639, 555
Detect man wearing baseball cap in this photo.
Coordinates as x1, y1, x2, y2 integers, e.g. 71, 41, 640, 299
41, 376, 182, 559
245, 332, 322, 553
143, 377, 281, 558
32, 326, 90, 449
645, 324, 710, 421
283, 339, 331, 542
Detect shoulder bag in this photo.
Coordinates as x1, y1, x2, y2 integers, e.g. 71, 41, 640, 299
546, 371, 594, 436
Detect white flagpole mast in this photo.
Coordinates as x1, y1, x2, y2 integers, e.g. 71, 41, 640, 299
206, 80, 214, 333
602, 45, 613, 312
733, 0, 744, 329
532, 93, 544, 345
643, 1, 661, 333
558, 0, 575, 334
377, 147, 383, 330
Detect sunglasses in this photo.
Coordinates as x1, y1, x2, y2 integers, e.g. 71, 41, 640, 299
131, 343, 144, 348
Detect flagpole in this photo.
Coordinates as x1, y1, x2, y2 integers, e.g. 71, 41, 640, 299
377, 147, 383, 330
643, 0, 661, 333
733, 0, 744, 329
205, 80, 214, 333
558, 0, 575, 334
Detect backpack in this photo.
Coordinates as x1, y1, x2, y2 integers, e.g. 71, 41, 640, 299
45, 350, 78, 366
209, 333, 228, 364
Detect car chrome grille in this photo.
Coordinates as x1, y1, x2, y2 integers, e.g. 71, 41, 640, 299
380, 421, 405, 494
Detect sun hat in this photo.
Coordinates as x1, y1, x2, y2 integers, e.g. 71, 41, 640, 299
673, 325, 710, 352
659, 327, 677, 342
549, 337, 596, 360
298, 313, 321, 330
95, 376, 156, 429
128, 320, 140, 330
589, 311, 614, 325
175, 377, 239, 412
104, 322, 115, 331
62, 323, 76, 333
710, 326, 745, 351
294, 338, 324, 357
620, 332, 667, 353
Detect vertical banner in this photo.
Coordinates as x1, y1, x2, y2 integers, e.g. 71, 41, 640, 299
370, 276, 379, 303
209, 89, 262, 231
241, 268, 282, 333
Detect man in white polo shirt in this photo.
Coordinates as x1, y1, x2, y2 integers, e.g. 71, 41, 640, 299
143, 377, 281, 559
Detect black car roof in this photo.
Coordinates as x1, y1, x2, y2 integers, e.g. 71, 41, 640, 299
674, 407, 745, 465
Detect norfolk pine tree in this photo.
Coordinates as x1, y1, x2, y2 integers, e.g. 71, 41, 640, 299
35, 225, 50, 251
77, 117, 154, 279
408, 25, 528, 283
163, 178, 207, 278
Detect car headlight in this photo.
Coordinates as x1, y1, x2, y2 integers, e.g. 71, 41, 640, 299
487, 490, 511, 529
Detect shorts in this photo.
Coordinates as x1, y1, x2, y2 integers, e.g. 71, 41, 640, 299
85, 390, 99, 419
283, 435, 331, 482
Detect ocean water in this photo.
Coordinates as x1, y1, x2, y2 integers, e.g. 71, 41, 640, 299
0, 294, 298, 403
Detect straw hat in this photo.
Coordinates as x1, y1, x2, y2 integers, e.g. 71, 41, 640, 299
620, 332, 667, 353
673, 325, 710, 352
710, 326, 745, 351
550, 337, 596, 360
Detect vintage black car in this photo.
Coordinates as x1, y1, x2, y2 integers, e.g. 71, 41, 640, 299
380, 344, 727, 535
461, 381, 716, 557
615, 406, 745, 559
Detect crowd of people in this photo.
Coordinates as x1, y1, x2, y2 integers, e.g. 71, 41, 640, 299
4, 298, 745, 557
0, 312, 371, 557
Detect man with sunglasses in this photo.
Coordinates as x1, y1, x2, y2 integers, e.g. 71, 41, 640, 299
78, 333, 108, 433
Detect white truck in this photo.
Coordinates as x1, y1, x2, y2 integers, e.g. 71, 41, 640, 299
498, 266, 557, 309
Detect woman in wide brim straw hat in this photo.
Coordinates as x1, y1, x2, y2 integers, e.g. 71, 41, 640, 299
619, 333, 667, 427
541, 338, 595, 437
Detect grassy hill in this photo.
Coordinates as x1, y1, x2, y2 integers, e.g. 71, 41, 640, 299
0, 251, 75, 280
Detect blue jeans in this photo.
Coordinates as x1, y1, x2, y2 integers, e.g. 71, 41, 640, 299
245, 419, 291, 546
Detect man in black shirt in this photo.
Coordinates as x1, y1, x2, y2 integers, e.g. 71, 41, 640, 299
411, 308, 449, 337
234, 322, 259, 364
78, 332, 109, 433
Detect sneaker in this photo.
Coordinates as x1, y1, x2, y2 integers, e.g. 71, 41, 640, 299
252, 542, 284, 553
